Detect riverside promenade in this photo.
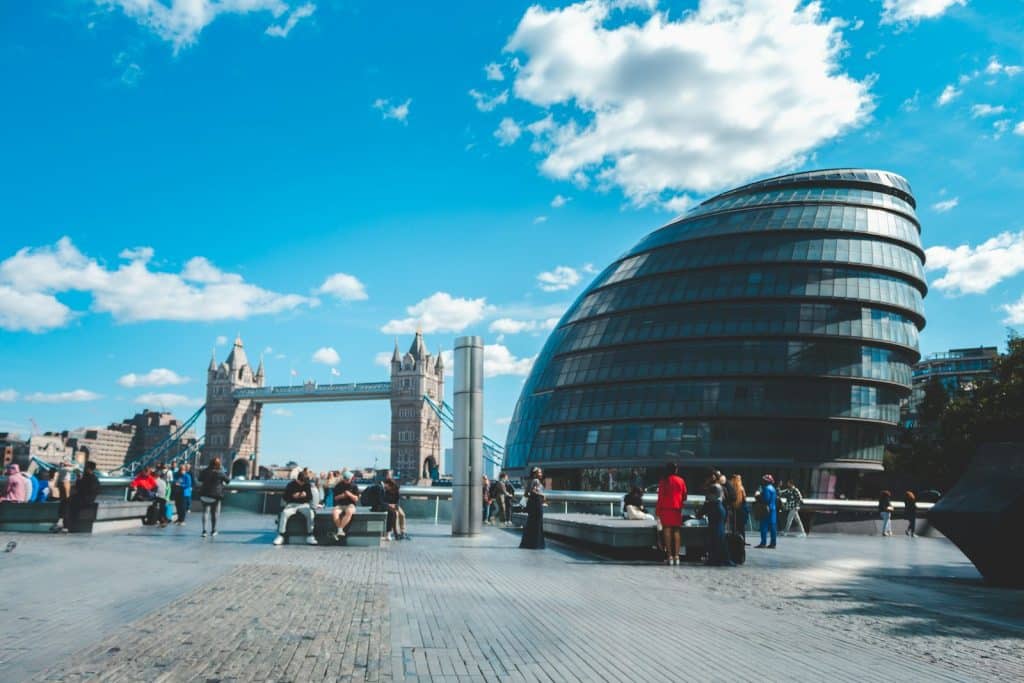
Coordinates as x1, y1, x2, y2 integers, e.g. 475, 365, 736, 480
1, 513, 1022, 682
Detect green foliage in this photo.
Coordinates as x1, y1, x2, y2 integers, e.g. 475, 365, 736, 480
889, 332, 1024, 489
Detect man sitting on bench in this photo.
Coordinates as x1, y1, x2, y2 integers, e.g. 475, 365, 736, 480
331, 469, 360, 541
273, 470, 317, 546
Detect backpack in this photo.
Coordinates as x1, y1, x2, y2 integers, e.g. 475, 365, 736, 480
360, 483, 385, 510
489, 480, 505, 500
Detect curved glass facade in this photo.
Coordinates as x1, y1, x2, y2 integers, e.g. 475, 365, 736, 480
505, 169, 926, 487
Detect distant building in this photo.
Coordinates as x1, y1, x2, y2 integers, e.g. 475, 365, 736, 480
203, 336, 263, 477
122, 409, 199, 467
902, 346, 1000, 428
66, 423, 136, 474
389, 332, 444, 484
0, 433, 28, 468
28, 432, 76, 467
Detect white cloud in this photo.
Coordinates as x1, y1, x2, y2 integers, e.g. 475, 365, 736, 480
469, 89, 509, 112
1015, 121, 1024, 136
368, 433, 389, 442
926, 231, 1024, 295
1002, 296, 1024, 324
482, 344, 536, 378
316, 272, 368, 301
494, 117, 522, 146
0, 389, 18, 402
25, 389, 102, 403
900, 90, 921, 112
114, 51, 143, 87
537, 266, 581, 292
495, 416, 512, 426
98, 0, 298, 52
971, 104, 1006, 118
330, 367, 340, 377
270, 407, 293, 416
936, 84, 961, 106
312, 347, 341, 366
489, 317, 558, 334
134, 392, 203, 409
485, 62, 505, 81
931, 197, 959, 213
0, 237, 314, 331
374, 351, 393, 367
216, 335, 228, 346
881, 0, 966, 25
550, 194, 570, 208
533, 215, 548, 224
373, 98, 411, 123
265, 2, 315, 38
118, 368, 189, 388
381, 292, 490, 334
502, 0, 872, 207
993, 119, 1012, 138
985, 57, 1022, 77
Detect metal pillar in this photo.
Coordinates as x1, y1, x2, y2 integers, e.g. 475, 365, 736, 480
452, 336, 483, 536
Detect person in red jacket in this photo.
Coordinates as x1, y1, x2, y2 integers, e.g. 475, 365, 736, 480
129, 467, 158, 501
655, 462, 688, 565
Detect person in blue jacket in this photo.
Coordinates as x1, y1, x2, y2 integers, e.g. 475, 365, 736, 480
756, 474, 778, 549
172, 463, 193, 525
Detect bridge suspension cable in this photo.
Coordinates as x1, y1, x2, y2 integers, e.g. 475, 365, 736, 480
422, 395, 505, 469
110, 404, 206, 476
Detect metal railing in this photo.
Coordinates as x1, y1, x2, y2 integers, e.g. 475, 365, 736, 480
233, 382, 391, 400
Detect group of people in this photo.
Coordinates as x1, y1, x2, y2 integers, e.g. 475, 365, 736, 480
1, 460, 100, 532
273, 468, 408, 545
878, 489, 920, 537
482, 473, 517, 527
129, 458, 229, 537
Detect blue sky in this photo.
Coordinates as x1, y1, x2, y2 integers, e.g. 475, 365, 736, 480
2, 0, 1023, 472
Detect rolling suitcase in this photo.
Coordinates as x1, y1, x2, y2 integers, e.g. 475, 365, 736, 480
726, 532, 746, 565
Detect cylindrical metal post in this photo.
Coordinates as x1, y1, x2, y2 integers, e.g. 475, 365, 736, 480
452, 336, 484, 536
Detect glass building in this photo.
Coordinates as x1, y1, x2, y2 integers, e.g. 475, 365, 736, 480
505, 169, 926, 497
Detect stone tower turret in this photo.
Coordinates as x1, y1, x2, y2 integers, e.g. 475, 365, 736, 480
389, 332, 444, 484
203, 336, 263, 477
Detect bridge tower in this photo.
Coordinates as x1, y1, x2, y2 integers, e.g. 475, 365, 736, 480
390, 332, 444, 484
203, 335, 264, 477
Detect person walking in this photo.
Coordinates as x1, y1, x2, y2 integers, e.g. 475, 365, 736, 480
755, 474, 778, 549
172, 463, 193, 525
878, 490, 895, 536
904, 490, 918, 537
519, 467, 546, 549
779, 480, 806, 537
655, 462, 687, 565
198, 457, 229, 538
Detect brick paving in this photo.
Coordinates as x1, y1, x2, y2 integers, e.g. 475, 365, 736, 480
1, 514, 1020, 682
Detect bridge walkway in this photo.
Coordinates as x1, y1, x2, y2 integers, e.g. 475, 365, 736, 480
1, 514, 1021, 681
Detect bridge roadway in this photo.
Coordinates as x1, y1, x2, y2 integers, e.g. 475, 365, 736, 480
1, 513, 1022, 682
233, 382, 391, 403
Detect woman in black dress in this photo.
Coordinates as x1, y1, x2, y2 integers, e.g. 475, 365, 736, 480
519, 467, 546, 549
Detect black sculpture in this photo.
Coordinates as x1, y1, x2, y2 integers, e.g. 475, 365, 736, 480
928, 443, 1024, 587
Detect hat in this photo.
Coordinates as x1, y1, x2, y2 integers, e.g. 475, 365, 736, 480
762, 474, 775, 484
341, 469, 354, 481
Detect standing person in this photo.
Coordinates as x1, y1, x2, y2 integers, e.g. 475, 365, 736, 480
701, 489, 733, 566
331, 470, 360, 541
755, 475, 778, 549
198, 457, 229, 538
655, 462, 687, 565
65, 461, 100, 532
727, 474, 747, 539
172, 464, 193, 525
153, 465, 170, 527
519, 467, 546, 549
500, 473, 516, 527
779, 480, 806, 537
622, 486, 653, 520
273, 470, 317, 546
482, 476, 493, 525
904, 491, 918, 537
879, 490, 894, 537
383, 478, 407, 540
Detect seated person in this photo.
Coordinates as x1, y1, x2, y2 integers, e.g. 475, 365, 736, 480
384, 478, 407, 540
331, 470, 360, 541
273, 470, 317, 546
129, 467, 158, 501
35, 470, 56, 502
1, 464, 29, 503
623, 486, 654, 520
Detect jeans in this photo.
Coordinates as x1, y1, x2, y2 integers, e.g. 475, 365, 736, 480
174, 493, 190, 522
782, 508, 805, 536
880, 511, 892, 535
278, 503, 314, 536
760, 513, 778, 546
201, 498, 221, 532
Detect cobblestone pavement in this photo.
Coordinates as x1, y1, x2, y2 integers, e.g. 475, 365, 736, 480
1, 514, 1021, 682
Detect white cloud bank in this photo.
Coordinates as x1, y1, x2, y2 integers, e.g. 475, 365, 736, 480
316, 273, 368, 301
494, 117, 522, 146
312, 347, 341, 366
373, 98, 411, 123
0, 238, 315, 333
501, 0, 872, 208
881, 0, 966, 25
931, 197, 959, 213
0, 389, 20, 402
97, 0, 315, 51
118, 368, 189, 388
439, 344, 536, 379
537, 266, 582, 292
381, 292, 491, 334
925, 231, 1024, 295
24, 390, 102, 404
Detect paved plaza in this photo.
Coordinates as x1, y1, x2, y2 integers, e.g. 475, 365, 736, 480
1, 513, 1021, 682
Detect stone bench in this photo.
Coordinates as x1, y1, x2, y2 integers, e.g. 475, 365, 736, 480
517, 512, 709, 559
0, 499, 152, 533
281, 506, 388, 547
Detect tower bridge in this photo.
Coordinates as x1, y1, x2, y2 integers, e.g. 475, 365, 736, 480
203, 333, 446, 484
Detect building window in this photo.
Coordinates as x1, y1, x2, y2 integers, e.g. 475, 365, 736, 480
398, 431, 415, 442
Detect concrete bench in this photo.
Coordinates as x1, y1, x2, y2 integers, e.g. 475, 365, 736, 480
281, 507, 388, 547
519, 512, 709, 559
0, 500, 152, 533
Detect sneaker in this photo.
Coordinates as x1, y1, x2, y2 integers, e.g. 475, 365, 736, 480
49, 524, 62, 533
211, 531, 218, 537
201, 531, 207, 538
59, 527, 69, 534
386, 532, 394, 541
305, 535, 318, 545
767, 544, 777, 549
336, 528, 346, 538
272, 534, 284, 545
